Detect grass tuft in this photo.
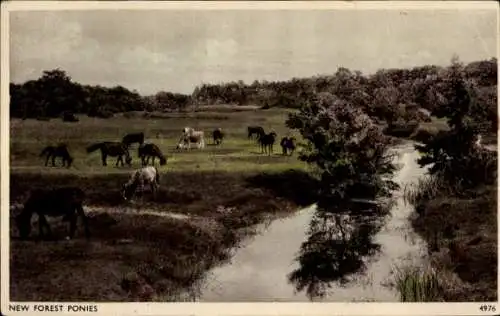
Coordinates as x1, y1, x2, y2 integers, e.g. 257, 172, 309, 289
393, 265, 443, 302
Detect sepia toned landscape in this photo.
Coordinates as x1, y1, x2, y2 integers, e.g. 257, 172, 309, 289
6, 6, 498, 303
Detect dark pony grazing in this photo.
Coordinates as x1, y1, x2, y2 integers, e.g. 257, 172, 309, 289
15, 187, 90, 240
212, 128, 224, 145
280, 136, 297, 156
122, 166, 160, 201
86, 142, 132, 167
138, 143, 167, 166
62, 112, 79, 122
259, 132, 278, 155
40, 144, 74, 168
122, 132, 145, 148
247, 126, 265, 140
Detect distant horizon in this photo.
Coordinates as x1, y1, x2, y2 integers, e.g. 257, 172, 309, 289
9, 5, 498, 96
9, 55, 497, 97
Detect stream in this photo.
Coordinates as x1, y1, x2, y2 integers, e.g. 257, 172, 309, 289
196, 142, 430, 302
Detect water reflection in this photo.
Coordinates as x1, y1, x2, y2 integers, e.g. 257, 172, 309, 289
197, 143, 425, 302
287, 200, 390, 300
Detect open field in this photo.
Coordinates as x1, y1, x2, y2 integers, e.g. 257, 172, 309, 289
9, 106, 495, 302
9, 107, 318, 301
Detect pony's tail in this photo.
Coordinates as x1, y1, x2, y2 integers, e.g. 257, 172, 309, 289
86, 142, 103, 153
39, 146, 51, 157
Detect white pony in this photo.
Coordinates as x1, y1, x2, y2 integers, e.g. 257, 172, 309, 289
122, 166, 160, 201
178, 127, 205, 150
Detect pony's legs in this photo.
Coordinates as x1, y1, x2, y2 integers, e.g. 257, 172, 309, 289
150, 182, 158, 200
68, 214, 77, 239
102, 153, 108, 166
38, 214, 52, 239
76, 205, 90, 240
116, 155, 124, 167
51, 155, 57, 167
44, 154, 50, 166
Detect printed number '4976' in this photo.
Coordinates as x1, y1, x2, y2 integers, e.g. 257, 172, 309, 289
479, 305, 496, 312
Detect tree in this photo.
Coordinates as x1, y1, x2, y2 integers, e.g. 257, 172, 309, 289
415, 57, 497, 188
286, 92, 398, 212
285, 92, 399, 299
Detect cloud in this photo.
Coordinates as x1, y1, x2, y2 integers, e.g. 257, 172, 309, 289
9, 9, 498, 95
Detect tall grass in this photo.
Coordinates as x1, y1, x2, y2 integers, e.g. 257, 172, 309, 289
393, 265, 443, 302
403, 176, 443, 206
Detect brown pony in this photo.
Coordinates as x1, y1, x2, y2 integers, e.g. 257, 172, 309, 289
86, 142, 132, 166
138, 143, 167, 166
40, 144, 74, 168
15, 187, 90, 240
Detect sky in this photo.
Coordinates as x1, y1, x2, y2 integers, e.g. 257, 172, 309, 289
9, 5, 498, 96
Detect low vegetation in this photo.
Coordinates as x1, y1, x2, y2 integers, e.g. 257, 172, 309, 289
400, 59, 497, 302
9, 56, 497, 302
10, 109, 316, 301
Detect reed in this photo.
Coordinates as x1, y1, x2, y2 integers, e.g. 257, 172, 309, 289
394, 265, 443, 302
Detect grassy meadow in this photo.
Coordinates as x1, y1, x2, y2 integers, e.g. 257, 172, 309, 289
9, 107, 319, 301
9, 105, 496, 302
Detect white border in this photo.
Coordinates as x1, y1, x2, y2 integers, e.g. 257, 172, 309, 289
1, 1, 499, 316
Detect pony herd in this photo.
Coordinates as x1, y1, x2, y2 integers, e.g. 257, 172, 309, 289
247, 125, 296, 156
16, 126, 296, 241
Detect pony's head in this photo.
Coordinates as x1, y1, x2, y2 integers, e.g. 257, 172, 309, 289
182, 127, 191, 135
15, 211, 32, 239
176, 139, 188, 150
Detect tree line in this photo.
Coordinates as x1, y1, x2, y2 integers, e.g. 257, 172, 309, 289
9, 57, 497, 130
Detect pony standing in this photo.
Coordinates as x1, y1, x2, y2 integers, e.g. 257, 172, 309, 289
40, 144, 74, 168
258, 132, 277, 155
122, 132, 145, 149
280, 136, 296, 156
179, 127, 205, 149
15, 187, 90, 240
86, 142, 132, 167
247, 126, 265, 140
212, 128, 224, 145
122, 166, 161, 201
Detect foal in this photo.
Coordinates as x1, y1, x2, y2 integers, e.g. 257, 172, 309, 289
15, 187, 90, 240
